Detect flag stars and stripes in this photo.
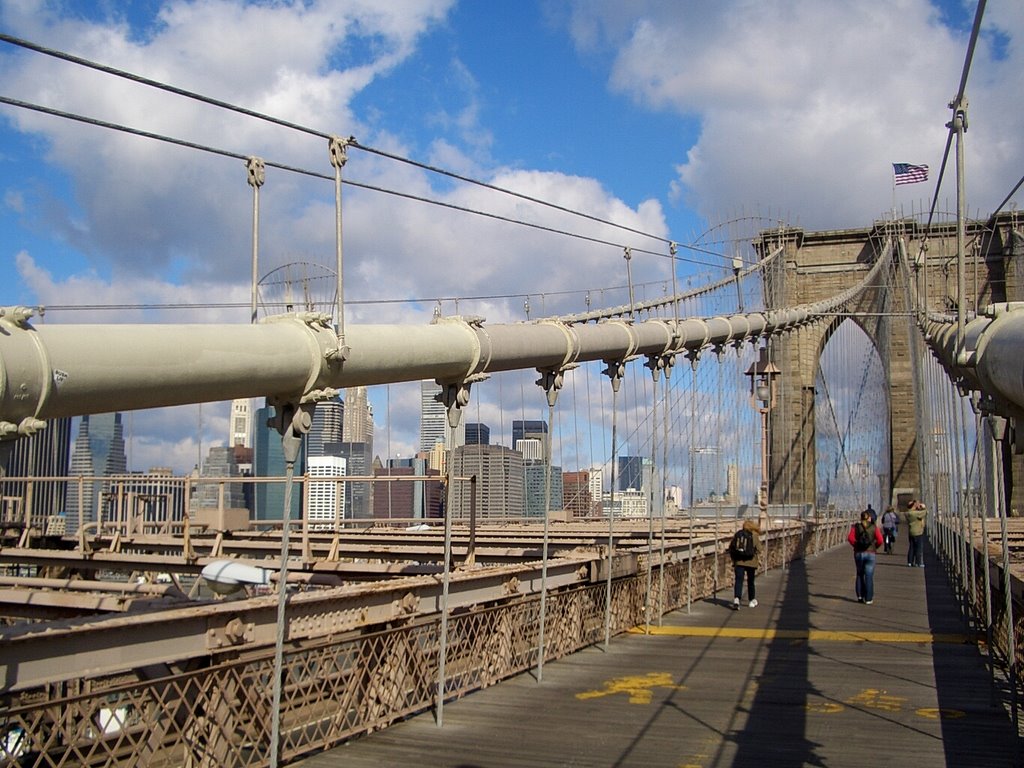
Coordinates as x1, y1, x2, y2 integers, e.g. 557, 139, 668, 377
893, 163, 929, 185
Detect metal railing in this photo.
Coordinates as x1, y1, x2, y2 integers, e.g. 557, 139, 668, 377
0, 520, 849, 767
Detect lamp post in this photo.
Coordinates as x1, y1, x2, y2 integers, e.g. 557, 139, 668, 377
745, 347, 780, 528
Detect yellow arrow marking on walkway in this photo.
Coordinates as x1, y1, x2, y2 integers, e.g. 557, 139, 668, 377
632, 626, 971, 644
575, 672, 685, 705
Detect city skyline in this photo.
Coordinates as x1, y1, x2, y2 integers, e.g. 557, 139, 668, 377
2, 1, 1018, 479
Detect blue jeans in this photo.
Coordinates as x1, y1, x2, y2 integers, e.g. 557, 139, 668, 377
908, 534, 925, 566
734, 565, 756, 601
854, 551, 876, 602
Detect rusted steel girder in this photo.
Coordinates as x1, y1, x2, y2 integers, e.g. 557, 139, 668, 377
0, 553, 597, 694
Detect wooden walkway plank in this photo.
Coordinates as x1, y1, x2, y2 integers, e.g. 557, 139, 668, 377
294, 541, 1019, 767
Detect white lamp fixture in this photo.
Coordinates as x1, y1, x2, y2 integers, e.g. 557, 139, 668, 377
200, 560, 271, 596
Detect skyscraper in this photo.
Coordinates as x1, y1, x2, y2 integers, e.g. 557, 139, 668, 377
515, 438, 543, 461
420, 380, 446, 453
562, 470, 592, 518
192, 446, 248, 512
618, 455, 648, 492
64, 413, 127, 534
326, 441, 372, 519
308, 398, 344, 457
512, 420, 548, 458
0, 416, 72, 524
342, 386, 373, 444
524, 461, 563, 517
448, 444, 524, 520
229, 399, 253, 448
464, 422, 490, 445
306, 455, 347, 526
690, 447, 723, 503
253, 404, 305, 521
589, 465, 604, 511
372, 458, 444, 519
419, 380, 465, 453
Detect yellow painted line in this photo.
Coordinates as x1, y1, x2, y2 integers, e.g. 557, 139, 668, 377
630, 625, 971, 644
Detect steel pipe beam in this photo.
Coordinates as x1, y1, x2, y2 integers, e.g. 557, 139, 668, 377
924, 303, 1024, 420
0, 254, 884, 429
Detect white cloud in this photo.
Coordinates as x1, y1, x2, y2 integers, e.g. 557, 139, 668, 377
564, 0, 1023, 229
0, 0, 456, 284
16, 251, 250, 323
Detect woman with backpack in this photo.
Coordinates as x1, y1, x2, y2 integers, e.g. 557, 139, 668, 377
848, 509, 884, 604
880, 506, 899, 554
730, 519, 763, 610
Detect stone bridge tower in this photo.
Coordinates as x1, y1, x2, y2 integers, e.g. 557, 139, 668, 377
755, 212, 1024, 514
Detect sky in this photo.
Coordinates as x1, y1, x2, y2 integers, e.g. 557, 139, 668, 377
1, 0, 1022, 477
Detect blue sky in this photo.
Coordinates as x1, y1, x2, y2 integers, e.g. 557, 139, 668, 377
1, 0, 1021, 474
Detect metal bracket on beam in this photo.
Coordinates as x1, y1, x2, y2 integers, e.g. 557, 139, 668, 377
536, 365, 575, 407
436, 373, 489, 428
643, 353, 674, 384
685, 347, 701, 371
602, 359, 626, 393
0, 306, 36, 328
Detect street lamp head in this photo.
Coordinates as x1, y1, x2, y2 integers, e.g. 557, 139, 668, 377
744, 347, 781, 409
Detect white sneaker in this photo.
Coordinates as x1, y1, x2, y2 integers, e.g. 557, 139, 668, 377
733, 597, 740, 610
748, 599, 758, 608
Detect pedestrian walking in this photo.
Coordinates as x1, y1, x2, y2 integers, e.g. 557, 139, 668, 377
906, 499, 927, 567
848, 509, 883, 604
865, 504, 877, 524
729, 519, 762, 610
881, 505, 898, 554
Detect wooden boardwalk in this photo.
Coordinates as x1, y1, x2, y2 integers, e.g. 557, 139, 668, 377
293, 541, 1020, 767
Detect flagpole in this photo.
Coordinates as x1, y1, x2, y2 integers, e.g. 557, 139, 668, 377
891, 172, 896, 221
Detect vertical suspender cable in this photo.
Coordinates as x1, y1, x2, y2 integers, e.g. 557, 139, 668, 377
714, 348, 723, 594
991, 416, 1020, 744
960, 395, 978, 619
269, 420, 303, 768
329, 136, 351, 355
950, 383, 968, 614
436, 447, 455, 726
604, 365, 621, 649
979, 409, 996, 700
246, 156, 264, 325
687, 354, 697, 613
644, 361, 659, 632
538, 389, 557, 680
659, 365, 671, 625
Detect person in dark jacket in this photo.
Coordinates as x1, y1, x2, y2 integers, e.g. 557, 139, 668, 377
881, 506, 899, 554
729, 519, 763, 610
848, 509, 884, 604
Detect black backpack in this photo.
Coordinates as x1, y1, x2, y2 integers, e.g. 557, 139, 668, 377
732, 528, 755, 559
854, 523, 875, 552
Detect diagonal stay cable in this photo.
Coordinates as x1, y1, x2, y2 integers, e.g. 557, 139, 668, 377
0, 33, 720, 260
0, 95, 728, 270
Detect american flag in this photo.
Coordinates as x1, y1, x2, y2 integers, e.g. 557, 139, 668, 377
893, 163, 929, 185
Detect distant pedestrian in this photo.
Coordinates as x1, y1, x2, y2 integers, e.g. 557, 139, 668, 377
906, 499, 927, 567
881, 505, 899, 554
729, 519, 763, 610
865, 504, 877, 524
848, 509, 883, 604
